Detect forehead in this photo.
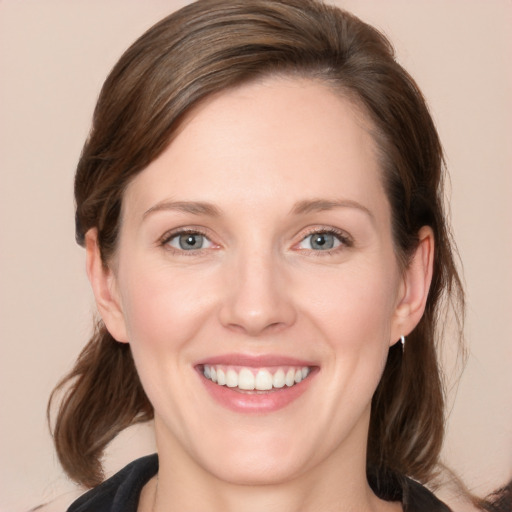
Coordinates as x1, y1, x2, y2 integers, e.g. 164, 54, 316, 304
122, 76, 388, 222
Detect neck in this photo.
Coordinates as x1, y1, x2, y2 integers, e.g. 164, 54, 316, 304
151, 463, 377, 512
143, 417, 398, 512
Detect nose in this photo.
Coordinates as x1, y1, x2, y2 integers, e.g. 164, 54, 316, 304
218, 248, 297, 336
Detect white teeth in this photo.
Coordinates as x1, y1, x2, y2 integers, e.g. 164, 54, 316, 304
238, 368, 255, 390
226, 369, 238, 388
255, 370, 273, 390
203, 364, 311, 390
217, 368, 226, 385
272, 369, 285, 388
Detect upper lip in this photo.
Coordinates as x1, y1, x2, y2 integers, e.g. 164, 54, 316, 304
195, 353, 317, 368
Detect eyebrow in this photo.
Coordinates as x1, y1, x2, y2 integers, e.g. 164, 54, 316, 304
143, 200, 221, 219
291, 198, 374, 222
142, 198, 374, 222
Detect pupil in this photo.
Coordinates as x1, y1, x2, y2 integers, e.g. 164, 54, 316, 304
179, 234, 202, 249
312, 233, 334, 250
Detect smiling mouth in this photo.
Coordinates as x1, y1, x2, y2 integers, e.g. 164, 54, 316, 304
200, 364, 312, 392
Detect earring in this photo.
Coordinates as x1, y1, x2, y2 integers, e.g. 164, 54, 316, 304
400, 335, 405, 353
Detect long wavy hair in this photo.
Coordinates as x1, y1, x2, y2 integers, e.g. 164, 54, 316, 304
49, 0, 465, 492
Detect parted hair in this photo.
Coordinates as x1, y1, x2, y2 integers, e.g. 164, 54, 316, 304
49, 0, 464, 490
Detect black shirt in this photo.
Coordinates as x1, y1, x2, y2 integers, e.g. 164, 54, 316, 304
67, 454, 452, 512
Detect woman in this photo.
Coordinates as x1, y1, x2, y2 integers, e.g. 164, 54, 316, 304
47, 1, 508, 511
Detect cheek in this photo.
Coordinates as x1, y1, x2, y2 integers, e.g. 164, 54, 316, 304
119, 258, 214, 326
115, 263, 221, 422
297, 260, 399, 397
299, 261, 399, 344
117, 262, 217, 356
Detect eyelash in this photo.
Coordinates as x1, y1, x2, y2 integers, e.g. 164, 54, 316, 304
158, 227, 353, 255
159, 228, 214, 255
296, 227, 353, 255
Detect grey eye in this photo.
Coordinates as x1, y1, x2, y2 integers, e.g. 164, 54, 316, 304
167, 232, 213, 251
298, 232, 342, 251
180, 233, 204, 249
310, 233, 335, 250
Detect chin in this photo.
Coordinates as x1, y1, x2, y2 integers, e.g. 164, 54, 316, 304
203, 450, 308, 486
187, 421, 329, 486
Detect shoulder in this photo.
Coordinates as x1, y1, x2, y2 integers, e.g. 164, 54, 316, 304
66, 454, 158, 512
402, 477, 453, 512
368, 466, 453, 512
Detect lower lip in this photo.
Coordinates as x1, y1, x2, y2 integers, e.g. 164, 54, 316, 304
198, 368, 317, 413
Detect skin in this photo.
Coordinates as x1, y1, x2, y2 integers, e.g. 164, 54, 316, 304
86, 77, 434, 512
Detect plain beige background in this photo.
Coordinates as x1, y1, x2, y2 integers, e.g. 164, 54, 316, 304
0, 1, 511, 511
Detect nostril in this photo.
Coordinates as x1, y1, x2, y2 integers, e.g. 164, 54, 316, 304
222, 316, 290, 337
266, 321, 288, 332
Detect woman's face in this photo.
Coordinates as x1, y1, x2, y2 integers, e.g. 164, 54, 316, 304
97, 77, 425, 485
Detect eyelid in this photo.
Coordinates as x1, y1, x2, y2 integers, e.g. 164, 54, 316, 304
157, 225, 352, 254
294, 226, 354, 251
159, 226, 206, 243
158, 226, 218, 253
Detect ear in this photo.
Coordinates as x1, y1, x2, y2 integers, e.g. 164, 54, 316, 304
391, 226, 434, 344
85, 229, 129, 343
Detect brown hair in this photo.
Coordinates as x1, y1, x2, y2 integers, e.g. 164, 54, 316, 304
49, 0, 464, 490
